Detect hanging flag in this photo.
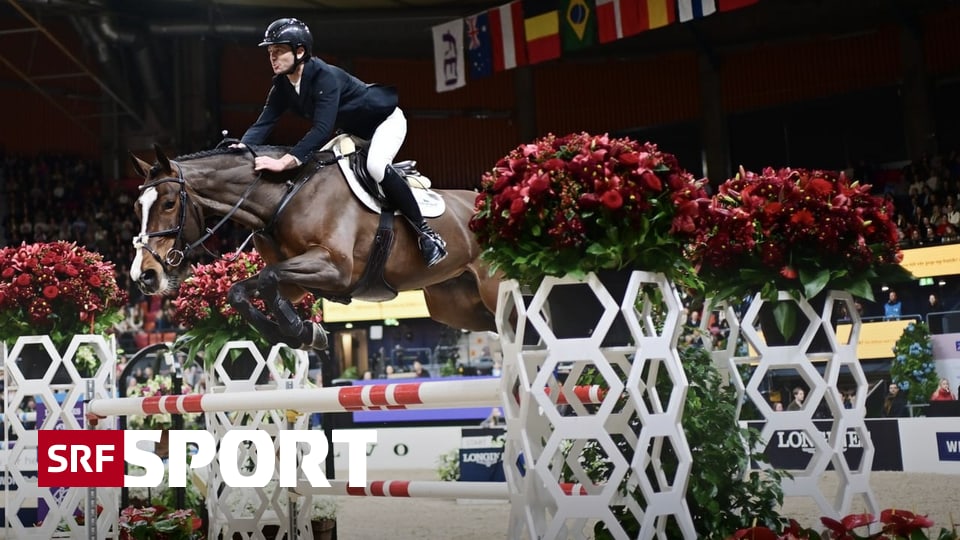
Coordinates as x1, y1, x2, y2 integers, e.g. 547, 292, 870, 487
465, 12, 493, 79
717, 0, 758, 11
595, 0, 622, 43
489, 1, 528, 71
432, 19, 466, 93
522, 0, 561, 64
596, 0, 676, 42
560, 0, 597, 52
644, 0, 676, 30
677, 0, 716, 22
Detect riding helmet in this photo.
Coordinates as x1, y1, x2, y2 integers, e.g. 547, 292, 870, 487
259, 18, 313, 60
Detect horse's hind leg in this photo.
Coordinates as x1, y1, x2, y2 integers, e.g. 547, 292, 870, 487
423, 271, 498, 332
226, 276, 300, 348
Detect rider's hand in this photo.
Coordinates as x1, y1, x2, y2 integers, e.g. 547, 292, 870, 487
253, 155, 298, 172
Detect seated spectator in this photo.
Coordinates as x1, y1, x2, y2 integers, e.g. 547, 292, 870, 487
930, 378, 956, 401
882, 383, 908, 417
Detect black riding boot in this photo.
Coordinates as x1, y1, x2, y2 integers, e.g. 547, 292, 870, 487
381, 165, 447, 267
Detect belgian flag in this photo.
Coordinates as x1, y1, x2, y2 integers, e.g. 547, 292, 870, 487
522, 0, 561, 64
560, 0, 597, 52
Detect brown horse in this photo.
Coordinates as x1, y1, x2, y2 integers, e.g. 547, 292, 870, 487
129, 143, 500, 350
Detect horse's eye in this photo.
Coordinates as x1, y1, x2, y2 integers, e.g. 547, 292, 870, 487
163, 200, 176, 210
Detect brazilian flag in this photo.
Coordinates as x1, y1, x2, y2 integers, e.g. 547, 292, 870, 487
560, 0, 597, 52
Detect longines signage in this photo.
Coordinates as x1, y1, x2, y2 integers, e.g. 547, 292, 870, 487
745, 419, 903, 471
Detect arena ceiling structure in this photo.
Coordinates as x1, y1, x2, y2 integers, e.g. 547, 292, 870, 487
0, 0, 955, 162
0, 0, 502, 146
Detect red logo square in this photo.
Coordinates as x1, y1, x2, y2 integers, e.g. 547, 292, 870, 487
38, 430, 125, 487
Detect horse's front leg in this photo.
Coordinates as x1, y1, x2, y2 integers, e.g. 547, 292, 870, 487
226, 275, 300, 348
257, 259, 336, 351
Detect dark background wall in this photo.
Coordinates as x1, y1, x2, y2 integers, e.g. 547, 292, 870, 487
1, 0, 959, 187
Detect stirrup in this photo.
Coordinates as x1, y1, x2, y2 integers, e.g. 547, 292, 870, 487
418, 234, 447, 267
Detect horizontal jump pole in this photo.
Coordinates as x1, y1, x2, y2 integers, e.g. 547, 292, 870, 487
85, 378, 607, 420
292, 480, 589, 500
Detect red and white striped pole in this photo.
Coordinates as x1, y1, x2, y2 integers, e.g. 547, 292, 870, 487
85, 378, 608, 421
292, 480, 589, 500
87, 378, 501, 419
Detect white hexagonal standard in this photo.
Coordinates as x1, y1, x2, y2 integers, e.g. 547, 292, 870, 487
3, 334, 118, 540
716, 290, 878, 522
498, 271, 695, 540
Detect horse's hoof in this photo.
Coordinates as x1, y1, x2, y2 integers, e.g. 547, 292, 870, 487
302, 322, 329, 351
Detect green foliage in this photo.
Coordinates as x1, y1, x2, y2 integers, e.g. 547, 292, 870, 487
340, 365, 359, 380
672, 345, 787, 537
578, 343, 787, 539
439, 359, 458, 377
436, 448, 460, 481
889, 322, 939, 407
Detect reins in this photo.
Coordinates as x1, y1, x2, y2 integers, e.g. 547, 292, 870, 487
136, 147, 346, 270
135, 160, 264, 270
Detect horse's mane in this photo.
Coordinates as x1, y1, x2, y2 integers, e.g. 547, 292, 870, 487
175, 145, 291, 162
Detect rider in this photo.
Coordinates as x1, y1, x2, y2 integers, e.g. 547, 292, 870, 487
237, 17, 446, 267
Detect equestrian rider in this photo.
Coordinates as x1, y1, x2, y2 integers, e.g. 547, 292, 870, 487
237, 17, 447, 267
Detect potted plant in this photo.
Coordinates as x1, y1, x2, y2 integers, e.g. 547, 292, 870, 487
691, 166, 911, 340
0, 240, 127, 378
469, 132, 707, 288
470, 132, 708, 538
309, 496, 339, 540
730, 508, 958, 539
118, 505, 204, 540
171, 249, 322, 371
690, 166, 912, 521
889, 322, 939, 409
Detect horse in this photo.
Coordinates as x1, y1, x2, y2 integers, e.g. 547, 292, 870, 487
129, 142, 501, 351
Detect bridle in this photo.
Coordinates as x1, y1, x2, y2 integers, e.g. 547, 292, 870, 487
133, 160, 263, 272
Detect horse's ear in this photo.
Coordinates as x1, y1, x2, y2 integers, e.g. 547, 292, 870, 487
130, 153, 151, 179
153, 143, 172, 174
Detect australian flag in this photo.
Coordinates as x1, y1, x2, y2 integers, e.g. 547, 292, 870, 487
465, 12, 493, 79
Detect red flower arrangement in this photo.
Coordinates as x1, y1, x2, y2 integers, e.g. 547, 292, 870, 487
469, 132, 707, 286
0, 241, 127, 349
172, 250, 322, 365
729, 509, 954, 539
692, 167, 910, 304
119, 505, 204, 540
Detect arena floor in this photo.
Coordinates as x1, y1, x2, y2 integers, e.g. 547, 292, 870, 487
334, 470, 960, 539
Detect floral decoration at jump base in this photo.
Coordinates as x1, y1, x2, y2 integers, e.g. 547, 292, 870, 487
172, 249, 322, 369
692, 167, 910, 520
0, 241, 127, 539
167, 249, 320, 537
473, 132, 708, 539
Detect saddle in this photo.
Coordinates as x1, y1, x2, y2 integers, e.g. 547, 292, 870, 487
319, 134, 445, 218
309, 135, 444, 304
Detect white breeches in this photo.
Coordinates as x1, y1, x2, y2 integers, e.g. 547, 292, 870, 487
366, 107, 407, 183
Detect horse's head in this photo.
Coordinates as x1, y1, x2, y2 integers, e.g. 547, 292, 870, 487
129, 144, 205, 295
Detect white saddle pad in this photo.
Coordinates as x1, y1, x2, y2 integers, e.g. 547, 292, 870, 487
322, 135, 445, 218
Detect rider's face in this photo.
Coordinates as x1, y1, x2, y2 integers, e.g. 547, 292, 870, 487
266, 44, 298, 74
